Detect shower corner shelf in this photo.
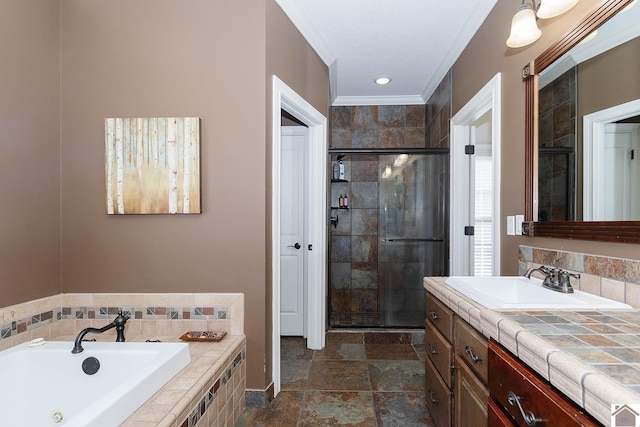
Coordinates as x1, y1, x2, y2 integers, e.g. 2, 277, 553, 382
331, 206, 349, 210
331, 179, 348, 183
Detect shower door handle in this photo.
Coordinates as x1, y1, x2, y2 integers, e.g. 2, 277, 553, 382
287, 242, 301, 249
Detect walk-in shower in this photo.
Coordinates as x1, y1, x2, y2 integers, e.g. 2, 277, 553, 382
329, 149, 449, 328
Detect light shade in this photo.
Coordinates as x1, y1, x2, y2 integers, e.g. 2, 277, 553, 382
536, 0, 579, 19
506, 4, 542, 48
375, 76, 391, 85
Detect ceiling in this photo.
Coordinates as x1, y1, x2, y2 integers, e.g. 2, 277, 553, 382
275, 0, 499, 106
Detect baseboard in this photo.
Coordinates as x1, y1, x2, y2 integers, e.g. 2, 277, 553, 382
244, 382, 274, 408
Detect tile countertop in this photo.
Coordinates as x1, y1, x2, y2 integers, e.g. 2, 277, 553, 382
424, 277, 640, 426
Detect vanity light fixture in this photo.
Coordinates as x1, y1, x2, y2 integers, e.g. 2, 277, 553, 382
374, 76, 391, 85
506, 0, 580, 48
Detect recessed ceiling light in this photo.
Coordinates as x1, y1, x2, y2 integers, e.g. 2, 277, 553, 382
375, 77, 391, 85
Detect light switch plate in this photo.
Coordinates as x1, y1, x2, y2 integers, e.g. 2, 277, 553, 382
515, 214, 524, 235
507, 216, 515, 236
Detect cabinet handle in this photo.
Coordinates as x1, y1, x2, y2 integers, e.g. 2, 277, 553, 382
429, 311, 439, 321
428, 344, 438, 355
465, 345, 481, 363
507, 391, 542, 426
428, 390, 439, 404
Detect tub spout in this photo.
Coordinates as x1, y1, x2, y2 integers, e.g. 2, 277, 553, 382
71, 310, 130, 354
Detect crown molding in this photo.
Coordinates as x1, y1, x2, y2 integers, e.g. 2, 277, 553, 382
421, 0, 499, 102
274, 0, 337, 67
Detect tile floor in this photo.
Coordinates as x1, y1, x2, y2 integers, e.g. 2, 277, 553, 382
236, 332, 435, 426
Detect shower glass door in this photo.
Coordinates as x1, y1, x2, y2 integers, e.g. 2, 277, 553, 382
329, 152, 448, 328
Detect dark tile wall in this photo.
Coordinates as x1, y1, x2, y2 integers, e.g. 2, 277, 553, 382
425, 69, 452, 148
538, 67, 577, 221
328, 74, 452, 328
330, 105, 426, 149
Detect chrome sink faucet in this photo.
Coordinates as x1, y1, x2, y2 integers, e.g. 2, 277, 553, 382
71, 310, 129, 354
524, 266, 580, 293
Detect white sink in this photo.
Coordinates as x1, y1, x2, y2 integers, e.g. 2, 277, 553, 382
445, 276, 632, 310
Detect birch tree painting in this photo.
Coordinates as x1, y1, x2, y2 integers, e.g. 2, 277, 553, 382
105, 117, 201, 214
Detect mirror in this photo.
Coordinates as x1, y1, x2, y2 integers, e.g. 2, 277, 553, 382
538, 3, 640, 222
523, 0, 640, 242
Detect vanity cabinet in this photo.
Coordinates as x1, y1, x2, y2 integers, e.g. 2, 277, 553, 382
454, 318, 489, 427
425, 292, 489, 427
488, 340, 600, 427
425, 295, 454, 427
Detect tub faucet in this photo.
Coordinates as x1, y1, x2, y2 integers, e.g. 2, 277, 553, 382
71, 310, 129, 354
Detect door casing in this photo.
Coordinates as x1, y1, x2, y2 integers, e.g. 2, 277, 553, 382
450, 73, 502, 276
271, 76, 327, 397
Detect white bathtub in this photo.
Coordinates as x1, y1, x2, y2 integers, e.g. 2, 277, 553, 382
0, 340, 190, 427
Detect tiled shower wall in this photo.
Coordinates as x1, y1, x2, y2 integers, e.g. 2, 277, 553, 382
538, 67, 577, 221
329, 71, 452, 327
520, 245, 640, 308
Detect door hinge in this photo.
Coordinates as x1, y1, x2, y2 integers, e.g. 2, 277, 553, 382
464, 226, 475, 236
464, 144, 475, 155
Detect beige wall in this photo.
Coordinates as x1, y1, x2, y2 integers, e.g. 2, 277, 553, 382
0, 0, 61, 305
265, 0, 329, 382
453, 0, 640, 275
1, 0, 327, 392
578, 36, 640, 117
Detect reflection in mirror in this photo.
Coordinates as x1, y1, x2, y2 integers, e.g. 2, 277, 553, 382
536, 2, 640, 221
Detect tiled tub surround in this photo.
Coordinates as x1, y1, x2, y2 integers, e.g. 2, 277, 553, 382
0, 293, 246, 427
0, 293, 244, 351
424, 277, 640, 425
520, 245, 640, 308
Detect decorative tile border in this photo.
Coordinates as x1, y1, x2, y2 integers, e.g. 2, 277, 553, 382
0, 293, 243, 345
179, 349, 246, 427
520, 246, 640, 308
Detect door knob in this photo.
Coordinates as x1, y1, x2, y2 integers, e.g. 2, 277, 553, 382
287, 242, 301, 249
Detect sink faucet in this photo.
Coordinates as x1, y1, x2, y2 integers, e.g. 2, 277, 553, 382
524, 266, 580, 293
524, 265, 552, 279
71, 310, 129, 354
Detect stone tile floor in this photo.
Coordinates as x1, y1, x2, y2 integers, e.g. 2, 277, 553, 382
236, 332, 435, 426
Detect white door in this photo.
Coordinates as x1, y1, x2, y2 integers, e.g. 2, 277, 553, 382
280, 126, 307, 336
603, 123, 640, 220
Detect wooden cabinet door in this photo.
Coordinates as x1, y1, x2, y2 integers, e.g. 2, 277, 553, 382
454, 354, 489, 427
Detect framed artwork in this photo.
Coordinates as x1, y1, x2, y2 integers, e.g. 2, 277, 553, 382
105, 117, 201, 214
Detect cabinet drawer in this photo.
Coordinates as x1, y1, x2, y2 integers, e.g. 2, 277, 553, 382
488, 397, 516, 427
426, 292, 454, 341
426, 320, 454, 388
488, 340, 599, 427
426, 355, 453, 427
455, 316, 488, 384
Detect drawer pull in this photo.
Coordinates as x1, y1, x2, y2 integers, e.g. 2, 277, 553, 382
507, 391, 542, 426
429, 310, 440, 321
428, 344, 438, 355
465, 345, 481, 363
428, 390, 439, 404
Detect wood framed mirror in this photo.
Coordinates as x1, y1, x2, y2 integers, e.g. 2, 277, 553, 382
523, 0, 640, 242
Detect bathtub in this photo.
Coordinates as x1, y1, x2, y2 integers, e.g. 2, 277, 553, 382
0, 340, 190, 427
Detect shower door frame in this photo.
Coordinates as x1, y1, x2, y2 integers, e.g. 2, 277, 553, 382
327, 147, 449, 328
